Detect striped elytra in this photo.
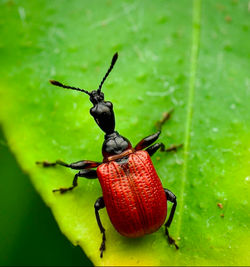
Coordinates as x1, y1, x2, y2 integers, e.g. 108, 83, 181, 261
97, 150, 167, 237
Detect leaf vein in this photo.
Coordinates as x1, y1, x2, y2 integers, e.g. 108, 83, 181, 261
175, 0, 201, 245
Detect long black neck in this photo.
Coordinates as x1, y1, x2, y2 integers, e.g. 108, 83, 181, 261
89, 96, 132, 160
90, 98, 115, 134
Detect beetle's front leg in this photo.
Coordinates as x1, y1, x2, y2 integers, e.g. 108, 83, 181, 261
94, 197, 106, 258
164, 188, 179, 249
53, 169, 98, 194
155, 109, 174, 130
146, 143, 183, 156
37, 159, 101, 194
134, 131, 161, 151
36, 159, 101, 169
135, 109, 182, 152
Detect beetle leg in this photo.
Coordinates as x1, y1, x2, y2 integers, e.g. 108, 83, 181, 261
53, 169, 97, 194
135, 109, 181, 151
146, 143, 183, 156
135, 131, 161, 151
155, 109, 174, 130
94, 197, 106, 258
164, 188, 179, 249
36, 159, 101, 170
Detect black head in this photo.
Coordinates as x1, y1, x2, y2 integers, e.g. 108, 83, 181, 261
50, 53, 118, 134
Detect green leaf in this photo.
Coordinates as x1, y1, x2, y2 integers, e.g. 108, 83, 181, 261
0, 0, 249, 265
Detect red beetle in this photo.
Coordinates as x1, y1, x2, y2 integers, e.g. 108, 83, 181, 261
37, 53, 180, 257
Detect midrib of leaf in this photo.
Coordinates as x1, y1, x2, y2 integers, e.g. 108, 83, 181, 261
175, 0, 201, 245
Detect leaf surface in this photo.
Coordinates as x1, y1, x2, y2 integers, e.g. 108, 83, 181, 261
0, 0, 249, 265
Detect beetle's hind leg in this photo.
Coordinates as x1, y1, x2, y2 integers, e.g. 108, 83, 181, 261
53, 169, 97, 194
164, 188, 179, 249
94, 197, 106, 258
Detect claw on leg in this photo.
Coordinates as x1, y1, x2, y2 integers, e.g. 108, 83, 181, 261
53, 187, 74, 194
36, 161, 56, 167
95, 197, 106, 258
165, 228, 179, 249
162, 143, 183, 152
99, 231, 106, 258
155, 109, 174, 130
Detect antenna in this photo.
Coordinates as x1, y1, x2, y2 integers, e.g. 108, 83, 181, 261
97, 52, 118, 94
50, 80, 90, 95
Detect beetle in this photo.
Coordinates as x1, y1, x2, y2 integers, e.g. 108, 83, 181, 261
37, 53, 181, 258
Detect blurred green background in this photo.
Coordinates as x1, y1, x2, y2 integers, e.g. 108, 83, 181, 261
0, 128, 92, 266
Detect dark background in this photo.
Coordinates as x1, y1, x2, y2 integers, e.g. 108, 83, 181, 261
0, 129, 92, 266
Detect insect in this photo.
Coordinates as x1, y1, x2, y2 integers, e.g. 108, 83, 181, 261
37, 53, 181, 257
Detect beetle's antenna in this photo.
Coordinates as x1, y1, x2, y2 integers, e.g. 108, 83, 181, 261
50, 80, 91, 95
97, 52, 118, 94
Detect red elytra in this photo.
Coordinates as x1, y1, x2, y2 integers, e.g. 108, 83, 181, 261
97, 150, 167, 238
